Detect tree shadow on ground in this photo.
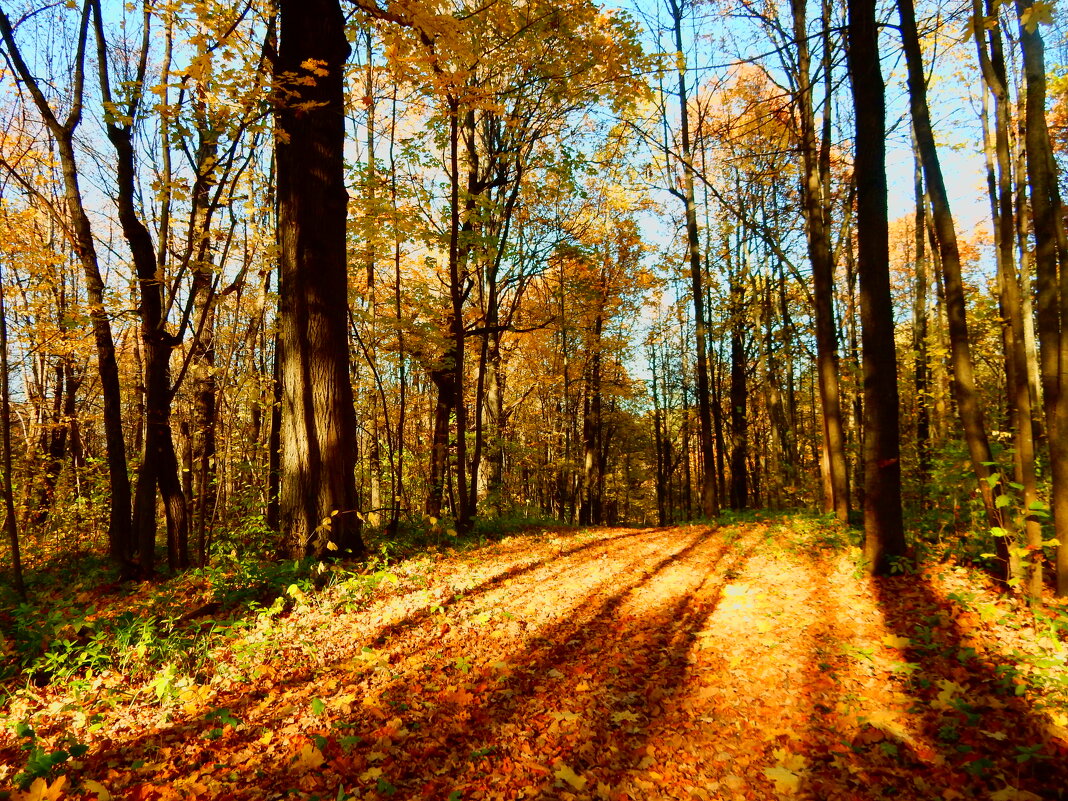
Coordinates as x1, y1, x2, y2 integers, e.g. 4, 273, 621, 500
70, 525, 754, 800
804, 566, 1068, 800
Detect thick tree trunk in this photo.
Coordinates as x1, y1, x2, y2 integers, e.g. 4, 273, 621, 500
276, 0, 364, 558
848, 0, 906, 573
425, 365, 455, 519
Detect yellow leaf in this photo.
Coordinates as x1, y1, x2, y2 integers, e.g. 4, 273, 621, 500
554, 763, 587, 790
763, 766, 802, 794
81, 781, 111, 801
990, 787, 1043, 801
16, 776, 69, 801
359, 767, 383, 783
934, 679, 965, 710
1020, 1, 1053, 32
882, 634, 912, 649
292, 743, 325, 772
772, 748, 808, 772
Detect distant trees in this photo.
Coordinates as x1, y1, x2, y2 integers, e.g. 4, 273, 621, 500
0, 0, 1066, 600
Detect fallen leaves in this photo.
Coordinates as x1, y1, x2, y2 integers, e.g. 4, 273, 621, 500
4, 520, 1068, 800
554, 762, 587, 790
291, 742, 325, 772
13, 776, 68, 801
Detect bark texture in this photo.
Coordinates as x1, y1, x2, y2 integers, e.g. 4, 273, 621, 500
276, 0, 364, 558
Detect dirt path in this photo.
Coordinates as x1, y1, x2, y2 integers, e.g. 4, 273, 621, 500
6, 520, 1068, 800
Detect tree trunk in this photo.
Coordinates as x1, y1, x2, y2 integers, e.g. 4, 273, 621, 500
0, 5, 133, 567
729, 282, 748, 510
975, 1, 1041, 592
276, 0, 364, 558
848, 0, 906, 573
912, 140, 931, 504
580, 317, 604, 525
899, 0, 1011, 580
1016, 0, 1068, 596
0, 261, 25, 598
790, 0, 849, 522
426, 365, 455, 520
669, 0, 717, 519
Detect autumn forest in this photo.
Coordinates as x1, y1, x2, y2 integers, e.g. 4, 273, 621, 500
1, 0, 1068, 798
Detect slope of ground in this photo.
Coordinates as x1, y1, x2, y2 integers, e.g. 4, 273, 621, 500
2, 517, 1068, 800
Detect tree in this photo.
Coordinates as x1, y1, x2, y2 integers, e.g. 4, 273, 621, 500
275, 0, 364, 558
666, 0, 718, 519
899, 0, 1012, 580
847, 0, 905, 572
1015, 0, 1068, 597
90, 0, 190, 574
789, 0, 850, 522
0, 2, 134, 568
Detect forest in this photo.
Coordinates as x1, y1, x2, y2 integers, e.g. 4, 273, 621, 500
1, 0, 1068, 798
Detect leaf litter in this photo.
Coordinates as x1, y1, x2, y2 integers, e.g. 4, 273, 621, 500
3, 517, 1068, 800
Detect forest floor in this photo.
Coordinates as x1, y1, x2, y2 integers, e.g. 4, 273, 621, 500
2, 516, 1068, 801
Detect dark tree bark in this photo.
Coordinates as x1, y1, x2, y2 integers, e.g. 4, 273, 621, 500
425, 364, 456, 520
276, 0, 364, 558
91, 0, 189, 574
847, 0, 906, 573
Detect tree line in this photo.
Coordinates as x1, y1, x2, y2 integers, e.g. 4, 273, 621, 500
0, 0, 1065, 599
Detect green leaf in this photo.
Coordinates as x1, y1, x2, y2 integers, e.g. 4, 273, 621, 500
995, 494, 1011, 509
311, 698, 326, 716
376, 778, 397, 796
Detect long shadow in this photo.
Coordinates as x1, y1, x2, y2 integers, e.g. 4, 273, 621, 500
65, 525, 736, 798
819, 570, 1068, 799
323, 524, 748, 800
365, 527, 659, 647
788, 545, 934, 800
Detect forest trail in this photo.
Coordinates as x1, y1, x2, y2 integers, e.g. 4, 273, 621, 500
5, 519, 1068, 800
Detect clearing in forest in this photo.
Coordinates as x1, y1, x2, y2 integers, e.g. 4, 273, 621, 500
3, 517, 1068, 800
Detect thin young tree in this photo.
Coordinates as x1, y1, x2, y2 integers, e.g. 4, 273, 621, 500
1015, 0, 1068, 596
0, 2, 133, 567
899, 0, 1013, 579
